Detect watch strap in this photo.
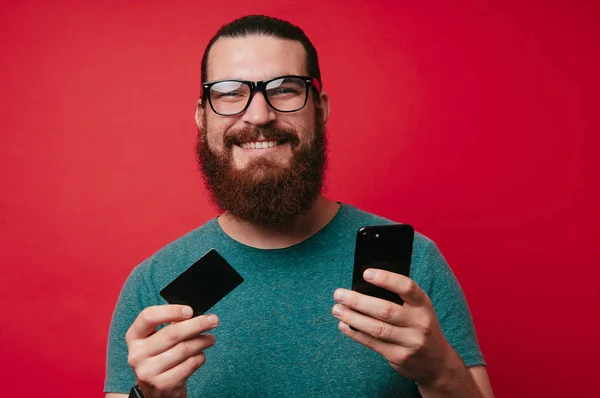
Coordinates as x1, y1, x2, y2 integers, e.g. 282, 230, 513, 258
129, 385, 145, 398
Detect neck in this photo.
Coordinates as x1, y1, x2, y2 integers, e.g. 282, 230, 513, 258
217, 196, 340, 249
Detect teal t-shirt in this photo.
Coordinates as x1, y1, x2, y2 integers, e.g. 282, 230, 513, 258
105, 204, 484, 396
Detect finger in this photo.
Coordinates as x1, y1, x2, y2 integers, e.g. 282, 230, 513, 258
144, 353, 207, 391
141, 334, 216, 377
337, 320, 409, 365
144, 314, 219, 356
333, 288, 410, 326
332, 303, 416, 346
363, 269, 426, 306
127, 305, 194, 342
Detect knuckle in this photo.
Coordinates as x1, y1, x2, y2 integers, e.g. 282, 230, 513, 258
384, 325, 394, 340
127, 344, 144, 367
141, 307, 153, 322
413, 334, 426, 348
350, 293, 361, 308
381, 271, 390, 284
127, 352, 136, 368
127, 351, 139, 367
140, 307, 152, 321
164, 328, 180, 343
372, 322, 383, 338
135, 366, 152, 383
125, 329, 133, 344
379, 303, 395, 320
179, 340, 193, 358
416, 316, 432, 335
390, 348, 408, 364
405, 280, 417, 296
422, 323, 432, 337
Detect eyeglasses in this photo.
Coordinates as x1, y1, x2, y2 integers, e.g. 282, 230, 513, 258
201, 75, 322, 116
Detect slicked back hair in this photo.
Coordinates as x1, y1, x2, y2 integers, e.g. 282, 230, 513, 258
200, 15, 322, 98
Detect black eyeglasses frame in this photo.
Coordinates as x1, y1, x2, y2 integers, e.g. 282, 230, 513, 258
201, 75, 322, 116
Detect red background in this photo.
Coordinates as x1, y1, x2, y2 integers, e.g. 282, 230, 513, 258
1, 0, 598, 396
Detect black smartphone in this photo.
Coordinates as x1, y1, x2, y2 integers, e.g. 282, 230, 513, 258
160, 249, 244, 317
352, 224, 414, 305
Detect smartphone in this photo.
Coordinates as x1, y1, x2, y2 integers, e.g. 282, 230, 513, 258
352, 224, 414, 305
160, 249, 244, 317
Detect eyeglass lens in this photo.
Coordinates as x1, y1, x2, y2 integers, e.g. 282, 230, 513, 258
209, 77, 307, 115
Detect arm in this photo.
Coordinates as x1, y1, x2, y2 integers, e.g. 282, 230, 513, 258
470, 366, 495, 398
417, 360, 494, 398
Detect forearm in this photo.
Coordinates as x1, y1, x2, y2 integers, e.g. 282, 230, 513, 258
417, 350, 486, 398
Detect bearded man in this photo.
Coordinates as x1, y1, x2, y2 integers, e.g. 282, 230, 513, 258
105, 15, 494, 398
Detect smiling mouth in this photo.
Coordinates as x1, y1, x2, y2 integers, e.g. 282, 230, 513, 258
238, 140, 288, 149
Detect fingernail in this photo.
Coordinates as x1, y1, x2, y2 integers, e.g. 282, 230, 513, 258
338, 322, 349, 332
207, 314, 219, 326
206, 334, 216, 344
332, 304, 342, 316
334, 289, 347, 302
364, 269, 376, 280
182, 306, 193, 317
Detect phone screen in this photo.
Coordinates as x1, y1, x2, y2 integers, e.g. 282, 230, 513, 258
352, 224, 414, 305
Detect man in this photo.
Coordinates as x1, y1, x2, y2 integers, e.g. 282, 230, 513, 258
105, 15, 494, 398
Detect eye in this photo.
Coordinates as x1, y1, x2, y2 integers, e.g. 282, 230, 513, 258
210, 81, 248, 101
216, 91, 243, 98
272, 87, 297, 95
212, 89, 249, 102
266, 77, 305, 97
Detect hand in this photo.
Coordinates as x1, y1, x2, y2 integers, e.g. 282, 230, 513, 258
125, 305, 219, 398
332, 269, 455, 387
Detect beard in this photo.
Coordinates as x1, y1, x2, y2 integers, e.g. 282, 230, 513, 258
196, 108, 327, 228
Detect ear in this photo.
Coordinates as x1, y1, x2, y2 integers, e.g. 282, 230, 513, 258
195, 99, 204, 128
316, 91, 330, 125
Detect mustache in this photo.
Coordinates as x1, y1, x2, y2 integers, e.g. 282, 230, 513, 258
223, 125, 300, 148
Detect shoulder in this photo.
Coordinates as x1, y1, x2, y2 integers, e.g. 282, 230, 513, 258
339, 203, 443, 282
339, 203, 434, 252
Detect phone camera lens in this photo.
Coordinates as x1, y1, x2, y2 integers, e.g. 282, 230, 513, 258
375, 233, 379, 238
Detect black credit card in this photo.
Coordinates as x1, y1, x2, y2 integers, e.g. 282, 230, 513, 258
159, 249, 244, 317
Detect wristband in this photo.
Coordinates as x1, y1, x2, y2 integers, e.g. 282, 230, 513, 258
129, 385, 145, 398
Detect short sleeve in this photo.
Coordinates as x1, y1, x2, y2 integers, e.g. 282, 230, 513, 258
104, 263, 157, 393
413, 241, 485, 368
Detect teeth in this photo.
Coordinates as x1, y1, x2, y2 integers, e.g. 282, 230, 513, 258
241, 141, 278, 149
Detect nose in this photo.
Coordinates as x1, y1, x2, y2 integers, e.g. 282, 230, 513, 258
241, 91, 276, 126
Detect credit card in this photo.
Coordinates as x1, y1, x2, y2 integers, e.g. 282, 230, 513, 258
160, 249, 244, 316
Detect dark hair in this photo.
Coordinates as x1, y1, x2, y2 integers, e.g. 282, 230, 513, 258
200, 15, 322, 88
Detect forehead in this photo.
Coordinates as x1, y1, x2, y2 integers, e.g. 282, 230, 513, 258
206, 35, 308, 82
